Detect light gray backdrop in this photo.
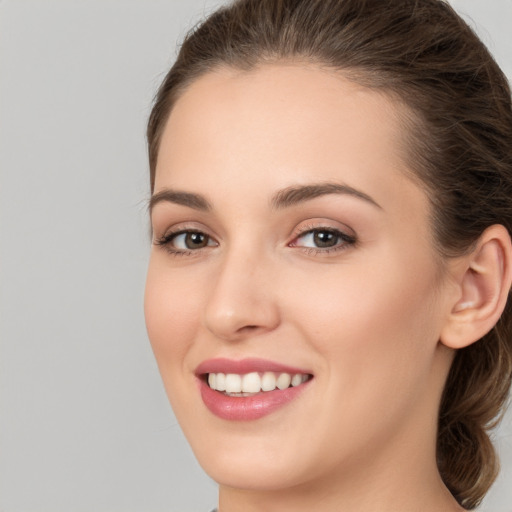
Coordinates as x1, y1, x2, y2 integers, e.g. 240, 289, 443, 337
1, 1, 511, 511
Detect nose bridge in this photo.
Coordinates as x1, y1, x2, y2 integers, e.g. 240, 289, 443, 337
203, 240, 280, 340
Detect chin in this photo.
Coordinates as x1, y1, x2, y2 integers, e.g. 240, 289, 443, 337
183, 419, 333, 493
199, 453, 310, 492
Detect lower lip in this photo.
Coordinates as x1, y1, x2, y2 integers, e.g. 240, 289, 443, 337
199, 379, 311, 421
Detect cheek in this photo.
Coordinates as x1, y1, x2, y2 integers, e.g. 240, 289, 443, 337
284, 252, 442, 381
144, 258, 203, 369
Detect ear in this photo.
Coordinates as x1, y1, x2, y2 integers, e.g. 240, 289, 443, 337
440, 224, 512, 349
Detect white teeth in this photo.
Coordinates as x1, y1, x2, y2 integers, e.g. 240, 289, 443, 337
291, 374, 303, 387
216, 373, 226, 391
242, 372, 261, 393
225, 373, 242, 393
261, 371, 276, 391
276, 373, 291, 390
207, 371, 310, 393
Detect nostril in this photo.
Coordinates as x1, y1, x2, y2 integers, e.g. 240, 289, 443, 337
239, 325, 259, 333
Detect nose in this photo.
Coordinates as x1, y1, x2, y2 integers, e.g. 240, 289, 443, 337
203, 247, 281, 341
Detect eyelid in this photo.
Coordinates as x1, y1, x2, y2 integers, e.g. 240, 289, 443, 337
153, 221, 216, 242
290, 219, 356, 240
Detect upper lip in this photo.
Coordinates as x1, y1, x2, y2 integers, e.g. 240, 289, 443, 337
195, 357, 312, 376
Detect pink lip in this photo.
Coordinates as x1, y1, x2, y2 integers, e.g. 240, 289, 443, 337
195, 357, 310, 376
195, 358, 313, 421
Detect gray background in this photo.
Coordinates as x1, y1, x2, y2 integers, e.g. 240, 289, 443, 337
0, 1, 511, 511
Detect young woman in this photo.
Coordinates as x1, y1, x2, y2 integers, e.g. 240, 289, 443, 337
144, 1, 512, 510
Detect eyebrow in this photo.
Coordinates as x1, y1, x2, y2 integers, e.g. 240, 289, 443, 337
271, 182, 382, 210
149, 189, 212, 214
149, 181, 381, 215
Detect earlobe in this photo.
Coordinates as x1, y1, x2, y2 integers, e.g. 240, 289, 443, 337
440, 225, 512, 349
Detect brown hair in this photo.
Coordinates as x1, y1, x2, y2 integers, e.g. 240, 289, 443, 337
147, 0, 512, 508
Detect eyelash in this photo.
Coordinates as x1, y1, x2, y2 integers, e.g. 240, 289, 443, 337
154, 225, 357, 257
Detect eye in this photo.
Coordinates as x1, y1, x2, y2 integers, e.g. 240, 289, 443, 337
291, 228, 356, 251
172, 231, 214, 250
155, 229, 218, 254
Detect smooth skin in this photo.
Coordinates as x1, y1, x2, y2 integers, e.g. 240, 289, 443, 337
145, 64, 512, 512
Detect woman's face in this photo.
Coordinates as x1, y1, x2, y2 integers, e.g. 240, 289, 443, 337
145, 64, 456, 492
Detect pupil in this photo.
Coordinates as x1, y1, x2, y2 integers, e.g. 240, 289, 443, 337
314, 231, 337, 248
186, 232, 207, 248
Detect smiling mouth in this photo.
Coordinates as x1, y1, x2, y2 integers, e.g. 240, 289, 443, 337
206, 371, 312, 396
197, 360, 314, 420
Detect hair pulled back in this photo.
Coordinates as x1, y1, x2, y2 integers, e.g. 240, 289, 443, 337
147, 0, 512, 508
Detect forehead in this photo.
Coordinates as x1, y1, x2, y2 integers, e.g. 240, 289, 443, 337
155, 63, 422, 212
